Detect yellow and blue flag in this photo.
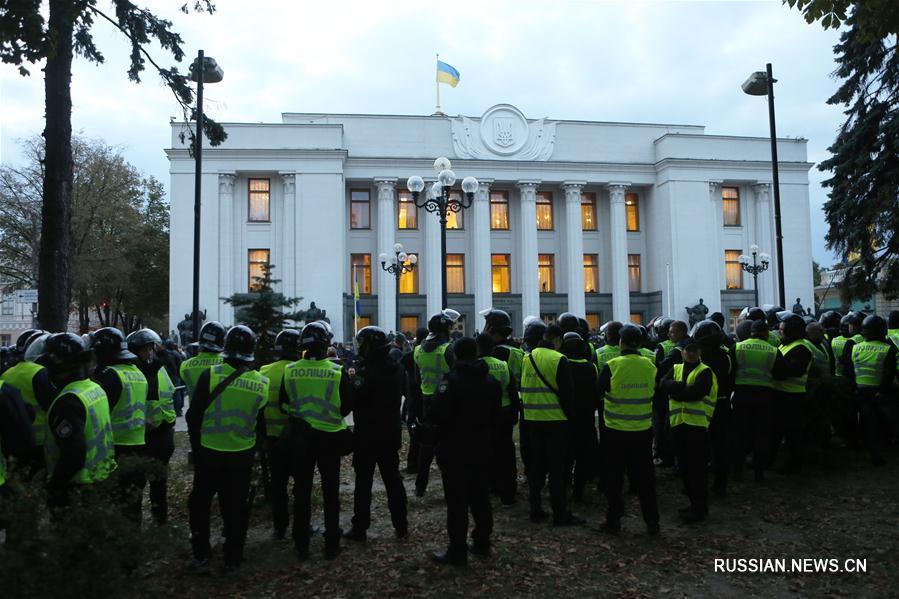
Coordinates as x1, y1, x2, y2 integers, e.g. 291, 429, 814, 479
436, 60, 460, 87
354, 276, 361, 317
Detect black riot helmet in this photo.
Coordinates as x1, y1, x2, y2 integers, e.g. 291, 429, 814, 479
274, 329, 302, 360
861, 315, 887, 341
709, 312, 726, 330
735, 319, 753, 342
300, 322, 330, 352
577, 317, 590, 339
557, 312, 580, 334
559, 331, 587, 359
766, 306, 784, 328
481, 308, 513, 337
818, 311, 841, 335
747, 307, 766, 322
655, 318, 674, 340
197, 321, 226, 353
91, 327, 137, 362
356, 325, 389, 358
15, 329, 44, 354
126, 328, 163, 352
839, 314, 852, 336
846, 311, 866, 329
692, 320, 723, 348
428, 309, 460, 337
602, 321, 623, 345
619, 324, 643, 348
780, 314, 806, 342
221, 325, 256, 363
889, 310, 899, 329
41, 332, 93, 372
522, 317, 547, 350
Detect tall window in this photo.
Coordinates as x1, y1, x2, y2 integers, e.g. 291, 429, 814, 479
355, 315, 372, 332
492, 254, 511, 293
446, 254, 465, 293
351, 254, 372, 294
625, 193, 640, 231
541, 314, 557, 325
248, 178, 270, 222
585, 313, 600, 333
581, 192, 597, 231
490, 191, 509, 230
350, 190, 370, 229
248, 249, 270, 291
397, 190, 418, 229
725, 250, 744, 289
446, 192, 464, 229
584, 254, 599, 293
400, 315, 419, 334
399, 253, 418, 294
728, 308, 742, 333
722, 186, 740, 226
536, 192, 553, 230
538, 254, 555, 293
628, 254, 641, 292
630, 313, 644, 325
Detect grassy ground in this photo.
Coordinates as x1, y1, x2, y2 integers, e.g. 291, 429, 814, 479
134, 430, 899, 598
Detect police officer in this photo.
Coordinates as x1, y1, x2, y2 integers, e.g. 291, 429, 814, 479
187, 325, 268, 573
831, 314, 859, 446
771, 314, 812, 474
0, 375, 35, 540
482, 308, 524, 487
558, 331, 599, 502
521, 319, 582, 526
730, 319, 778, 481
693, 320, 734, 496
412, 310, 458, 497
660, 339, 715, 523
344, 326, 408, 542
91, 327, 148, 524
804, 322, 833, 452
127, 328, 177, 525
0, 330, 54, 473
710, 312, 736, 350
476, 333, 519, 506
597, 324, 659, 535
179, 321, 227, 398
40, 333, 117, 508
259, 329, 301, 539
430, 337, 502, 565
280, 322, 353, 560
158, 340, 186, 416
402, 327, 428, 473
653, 320, 689, 466
847, 315, 898, 466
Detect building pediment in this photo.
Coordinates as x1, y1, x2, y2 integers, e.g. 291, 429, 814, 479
450, 104, 557, 161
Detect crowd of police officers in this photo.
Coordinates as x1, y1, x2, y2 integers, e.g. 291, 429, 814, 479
0, 304, 896, 569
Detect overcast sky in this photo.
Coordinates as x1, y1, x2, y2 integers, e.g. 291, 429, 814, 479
0, 0, 845, 265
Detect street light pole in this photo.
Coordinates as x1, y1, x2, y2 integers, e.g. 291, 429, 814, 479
380, 243, 418, 333
739, 245, 771, 309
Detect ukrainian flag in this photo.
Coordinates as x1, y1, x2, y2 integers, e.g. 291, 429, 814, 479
354, 277, 361, 317
437, 60, 460, 87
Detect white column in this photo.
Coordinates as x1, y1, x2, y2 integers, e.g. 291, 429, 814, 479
562, 181, 586, 317
281, 173, 296, 299
375, 178, 397, 331
425, 182, 442, 315
472, 179, 493, 319
218, 173, 236, 324
753, 182, 775, 306
708, 180, 725, 300
518, 181, 540, 320
607, 183, 631, 322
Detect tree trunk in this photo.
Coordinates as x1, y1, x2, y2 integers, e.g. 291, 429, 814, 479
38, 0, 75, 332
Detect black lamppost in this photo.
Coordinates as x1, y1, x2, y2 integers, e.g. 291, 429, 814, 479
742, 63, 785, 309
738, 244, 771, 308
188, 50, 224, 342
380, 242, 418, 333
406, 157, 478, 310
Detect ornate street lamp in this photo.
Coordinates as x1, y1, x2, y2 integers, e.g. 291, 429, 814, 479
738, 244, 771, 308
406, 157, 478, 309
380, 242, 418, 333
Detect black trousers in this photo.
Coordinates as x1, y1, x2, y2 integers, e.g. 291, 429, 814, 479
188, 453, 252, 565
730, 389, 774, 475
526, 421, 569, 517
351, 443, 408, 532
415, 394, 436, 492
568, 420, 599, 496
858, 389, 898, 461
673, 424, 709, 515
709, 397, 730, 490
114, 444, 147, 525
440, 459, 492, 558
490, 411, 517, 503
146, 422, 175, 524
405, 393, 423, 471
774, 392, 806, 470
292, 448, 341, 549
602, 428, 658, 525
265, 435, 293, 533
652, 393, 674, 464
833, 379, 860, 447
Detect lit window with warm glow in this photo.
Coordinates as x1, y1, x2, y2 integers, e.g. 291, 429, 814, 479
248, 249, 270, 291
355, 316, 371, 332
628, 254, 641, 292
630, 313, 643, 325
581, 192, 597, 231
446, 254, 465, 293
490, 191, 509, 230
536, 192, 553, 230
400, 315, 419, 334
397, 190, 418, 229
723, 186, 741, 226
492, 254, 511, 293
625, 193, 639, 231
446, 192, 464, 229
248, 178, 270, 222
351, 254, 371, 294
725, 250, 743, 289
586, 313, 600, 333
584, 254, 599, 293
398, 253, 419, 294
538, 254, 555, 293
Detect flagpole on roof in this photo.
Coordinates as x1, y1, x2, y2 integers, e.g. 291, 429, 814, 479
434, 53, 442, 116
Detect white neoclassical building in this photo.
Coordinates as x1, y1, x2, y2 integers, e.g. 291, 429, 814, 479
166, 104, 814, 341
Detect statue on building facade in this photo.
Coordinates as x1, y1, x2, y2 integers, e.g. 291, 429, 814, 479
685, 299, 709, 328
302, 301, 329, 324
176, 309, 206, 345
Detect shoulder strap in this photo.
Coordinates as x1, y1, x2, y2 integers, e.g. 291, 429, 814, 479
528, 353, 560, 398
204, 366, 248, 414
